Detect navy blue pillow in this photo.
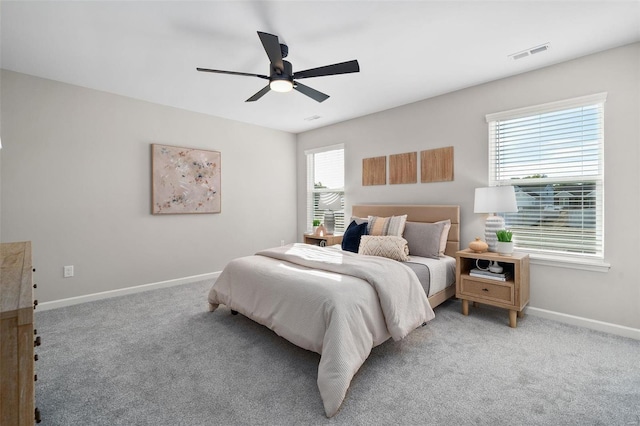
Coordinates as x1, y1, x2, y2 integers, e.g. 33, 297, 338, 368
341, 221, 368, 253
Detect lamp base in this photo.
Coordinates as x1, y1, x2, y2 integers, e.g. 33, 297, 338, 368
485, 215, 505, 252
324, 211, 335, 235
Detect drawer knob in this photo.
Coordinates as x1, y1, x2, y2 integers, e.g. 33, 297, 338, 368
33, 268, 36, 272
482, 288, 489, 292
34, 336, 41, 347
33, 283, 38, 289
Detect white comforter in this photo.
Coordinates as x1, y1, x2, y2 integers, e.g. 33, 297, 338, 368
208, 243, 435, 417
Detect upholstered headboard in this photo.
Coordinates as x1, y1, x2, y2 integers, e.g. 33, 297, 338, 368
351, 205, 460, 257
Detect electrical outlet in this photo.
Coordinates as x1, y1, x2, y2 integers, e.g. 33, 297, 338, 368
63, 265, 74, 278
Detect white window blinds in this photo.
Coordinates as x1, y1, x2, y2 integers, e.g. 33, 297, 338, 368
486, 93, 606, 259
305, 145, 345, 233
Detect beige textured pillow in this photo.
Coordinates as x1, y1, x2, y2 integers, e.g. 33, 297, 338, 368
367, 215, 408, 237
358, 236, 410, 262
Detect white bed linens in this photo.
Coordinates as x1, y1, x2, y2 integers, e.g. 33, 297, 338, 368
208, 243, 435, 417
405, 254, 456, 296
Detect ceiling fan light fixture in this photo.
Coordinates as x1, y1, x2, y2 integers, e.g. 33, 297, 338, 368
197, 31, 359, 102
270, 79, 293, 93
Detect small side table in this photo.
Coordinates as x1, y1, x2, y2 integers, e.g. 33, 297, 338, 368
455, 249, 530, 328
303, 233, 343, 247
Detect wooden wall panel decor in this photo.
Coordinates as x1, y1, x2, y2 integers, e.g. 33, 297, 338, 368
362, 156, 386, 186
421, 146, 454, 183
389, 152, 417, 184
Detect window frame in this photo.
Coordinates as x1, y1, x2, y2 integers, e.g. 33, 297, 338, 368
485, 93, 610, 272
305, 144, 345, 234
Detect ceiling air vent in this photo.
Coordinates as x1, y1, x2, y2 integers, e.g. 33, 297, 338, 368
509, 43, 550, 60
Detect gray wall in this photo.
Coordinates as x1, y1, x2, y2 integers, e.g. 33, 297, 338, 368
297, 43, 640, 329
1, 70, 297, 303
2, 43, 639, 330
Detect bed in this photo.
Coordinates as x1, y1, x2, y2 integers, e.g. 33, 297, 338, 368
208, 205, 460, 417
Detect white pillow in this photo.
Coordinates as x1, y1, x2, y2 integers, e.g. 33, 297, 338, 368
436, 219, 452, 257
350, 216, 368, 226
358, 235, 410, 262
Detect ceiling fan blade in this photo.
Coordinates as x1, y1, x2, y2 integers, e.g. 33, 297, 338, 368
294, 60, 360, 80
196, 68, 269, 80
257, 31, 284, 72
293, 81, 329, 103
246, 85, 271, 102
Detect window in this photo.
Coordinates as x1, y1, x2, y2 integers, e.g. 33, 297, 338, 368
486, 93, 606, 264
305, 145, 345, 233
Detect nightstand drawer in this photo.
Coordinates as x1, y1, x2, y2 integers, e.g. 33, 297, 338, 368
460, 277, 514, 304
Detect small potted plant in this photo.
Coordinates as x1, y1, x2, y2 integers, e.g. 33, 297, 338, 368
312, 219, 321, 234
495, 229, 514, 256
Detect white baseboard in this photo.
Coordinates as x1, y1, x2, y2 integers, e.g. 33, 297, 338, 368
38, 272, 221, 311
527, 306, 640, 341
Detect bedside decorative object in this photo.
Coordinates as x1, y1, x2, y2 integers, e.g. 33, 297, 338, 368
496, 242, 514, 256
489, 262, 504, 273
468, 237, 488, 253
312, 219, 321, 235
475, 258, 503, 274
496, 229, 514, 256
315, 223, 327, 237
474, 186, 518, 252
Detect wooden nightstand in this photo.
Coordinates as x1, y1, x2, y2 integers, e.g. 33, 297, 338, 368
455, 249, 530, 328
303, 233, 343, 247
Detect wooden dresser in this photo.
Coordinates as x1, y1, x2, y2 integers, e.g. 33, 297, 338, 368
1, 241, 41, 424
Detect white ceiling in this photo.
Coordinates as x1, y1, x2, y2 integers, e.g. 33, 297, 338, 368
2, 1, 639, 134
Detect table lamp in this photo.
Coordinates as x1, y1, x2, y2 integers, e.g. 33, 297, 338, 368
474, 186, 518, 252
318, 192, 342, 235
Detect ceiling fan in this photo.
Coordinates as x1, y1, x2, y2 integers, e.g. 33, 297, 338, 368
197, 31, 360, 103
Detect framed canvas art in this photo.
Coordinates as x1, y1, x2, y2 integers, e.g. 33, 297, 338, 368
151, 144, 221, 214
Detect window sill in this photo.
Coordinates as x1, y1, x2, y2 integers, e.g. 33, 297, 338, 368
522, 251, 611, 273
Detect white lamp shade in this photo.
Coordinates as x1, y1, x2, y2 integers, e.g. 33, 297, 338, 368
318, 192, 342, 211
474, 186, 518, 214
